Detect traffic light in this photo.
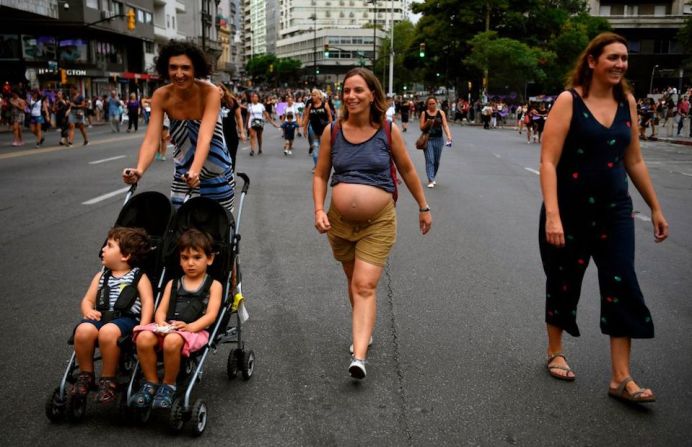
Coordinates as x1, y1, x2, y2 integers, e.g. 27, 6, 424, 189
419, 42, 425, 58
127, 8, 136, 31
316, 68, 320, 74
324, 44, 329, 58
59, 68, 67, 84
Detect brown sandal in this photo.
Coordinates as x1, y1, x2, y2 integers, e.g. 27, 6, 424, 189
608, 376, 656, 403
546, 352, 576, 381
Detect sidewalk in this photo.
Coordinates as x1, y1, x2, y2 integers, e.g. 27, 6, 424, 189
449, 120, 692, 147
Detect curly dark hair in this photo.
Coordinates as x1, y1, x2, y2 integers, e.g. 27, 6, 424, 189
155, 40, 210, 80
108, 227, 151, 267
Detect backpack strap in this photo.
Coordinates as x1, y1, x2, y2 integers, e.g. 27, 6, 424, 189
385, 121, 398, 204
166, 278, 179, 322
330, 121, 340, 147
113, 268, 143, 312
95, 270, 112, 311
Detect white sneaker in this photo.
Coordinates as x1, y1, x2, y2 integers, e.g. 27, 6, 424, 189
349, 336, 373, 354
288, 150, 293, 155
432, 181, 437, 186
427, 182, 435, 188
284, 149, 288, 156
349, 358, 367, 379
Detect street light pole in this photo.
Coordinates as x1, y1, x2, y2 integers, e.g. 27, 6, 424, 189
649, 64, 659, 95
387, 0, 394, 95
370, 0, 377, 69
311, 7, 317, 86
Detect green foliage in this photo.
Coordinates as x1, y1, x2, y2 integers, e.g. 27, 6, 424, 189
464, 31, 555, 95
374, 20, 418, 91
246, 54, 302, 86
409, 0, 611, 97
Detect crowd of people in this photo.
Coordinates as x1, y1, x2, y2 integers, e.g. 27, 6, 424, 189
0, 81, 157, 147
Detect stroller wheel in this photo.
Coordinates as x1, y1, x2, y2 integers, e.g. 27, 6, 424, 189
226, 348, 242, 380
168, 398, 185, 433
66, 394, 87, 423
190, 399, 208, 437
45, 387, 66, 423
241, 350, 255, 380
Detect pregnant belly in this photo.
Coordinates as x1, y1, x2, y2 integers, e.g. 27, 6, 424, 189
332, 183, 392, 221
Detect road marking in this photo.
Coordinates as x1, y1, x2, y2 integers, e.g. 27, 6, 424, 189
493, 153, 501, 158
634, 213, 652, 222
681, 172, 692, 177
89, 155, 126, 165
0, 134, 141, 161
524, 167, 539, 175
82, 187, 130, 205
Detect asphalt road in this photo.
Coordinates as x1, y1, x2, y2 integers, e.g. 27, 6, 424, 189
1, 120, 691, 446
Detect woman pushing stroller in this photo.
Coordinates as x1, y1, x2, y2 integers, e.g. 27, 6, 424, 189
130, 229, 222, 410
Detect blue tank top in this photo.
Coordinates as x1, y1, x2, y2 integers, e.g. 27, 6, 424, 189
330, 124, 394, 193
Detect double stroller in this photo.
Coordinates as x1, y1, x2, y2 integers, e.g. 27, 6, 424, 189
46, 173, 253, 436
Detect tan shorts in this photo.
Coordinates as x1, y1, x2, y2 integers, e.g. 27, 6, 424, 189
327, 200, 397, 267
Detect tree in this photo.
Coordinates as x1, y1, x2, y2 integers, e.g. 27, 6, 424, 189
374, 20, 418, 92
464, 31, 555, 100
245, 54, 278, 85
275, 58, 303, 85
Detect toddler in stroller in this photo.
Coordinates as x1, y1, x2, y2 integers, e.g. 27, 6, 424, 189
71, 227, 155, 404
130, 229, 222, 410
46, 188, 175, 423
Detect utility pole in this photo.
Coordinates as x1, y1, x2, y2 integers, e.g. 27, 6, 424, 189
387, 0, 394, 96
311, 6, 317, 86
370, 0, 377, 69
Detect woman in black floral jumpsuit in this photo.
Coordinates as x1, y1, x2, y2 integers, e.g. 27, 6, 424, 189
539, 33, 668, 403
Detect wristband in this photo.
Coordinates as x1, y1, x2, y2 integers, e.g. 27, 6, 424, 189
419, 206, 431, 212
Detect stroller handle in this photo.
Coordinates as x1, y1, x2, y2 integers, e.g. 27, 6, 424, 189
237, 172, 250, 195
123, 183, 138, 205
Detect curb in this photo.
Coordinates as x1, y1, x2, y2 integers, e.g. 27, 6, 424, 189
648, 136, 692, 146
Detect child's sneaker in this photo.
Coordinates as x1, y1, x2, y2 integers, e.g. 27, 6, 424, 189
151, 383, 176, 410
130, 381, 158, 408
70, 371, 94, 397
95, 377, 117, 404
349, 358, 367, 379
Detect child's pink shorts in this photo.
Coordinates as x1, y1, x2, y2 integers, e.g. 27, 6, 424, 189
133, 324, 209, 357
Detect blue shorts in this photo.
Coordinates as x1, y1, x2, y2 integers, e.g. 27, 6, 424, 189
77, 316, 138, 337
30, 115, 44, 125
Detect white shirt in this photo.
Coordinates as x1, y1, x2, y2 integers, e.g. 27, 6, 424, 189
247, 103, 265, 127
386, 105, 395, 122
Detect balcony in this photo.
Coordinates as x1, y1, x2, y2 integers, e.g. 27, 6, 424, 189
176, 1, 186, 13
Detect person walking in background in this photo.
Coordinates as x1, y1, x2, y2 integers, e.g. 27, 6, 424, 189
67, 86, 89, 146
218, 83, 245, 168
9, 90, 26, 146
677, 95, 689, 136
246, 91, 279, 157
126, 93, 140, 133
420, 96, 452, 188
28, 89, 47, 147
313, 67, 432, 380
107, 91, 122, 133
54, 90, 69, 146
141, 95, 152, 125
303, 89, 333, 170
400, 98, 410, 132
539, 32, 668, 404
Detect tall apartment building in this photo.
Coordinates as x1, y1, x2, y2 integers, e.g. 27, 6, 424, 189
242, 0, 410, 85
588, 0, 691, 95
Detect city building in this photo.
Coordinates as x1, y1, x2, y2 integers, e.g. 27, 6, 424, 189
177, 0, 222, 71
0, 0, 156, 97
242, 0, 410, 86
216, 0, 244, 84
589, 0, 691, 95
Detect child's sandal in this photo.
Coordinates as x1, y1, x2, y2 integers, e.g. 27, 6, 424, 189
95, 377, 117, 404
129, 382, 158, 408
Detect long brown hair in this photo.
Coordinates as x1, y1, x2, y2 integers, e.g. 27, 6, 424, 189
339, 67, 386, 127
566, 32, 632, 102
217, 83, 236, 108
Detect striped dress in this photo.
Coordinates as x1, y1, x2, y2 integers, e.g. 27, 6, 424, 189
169, 117, 235, 213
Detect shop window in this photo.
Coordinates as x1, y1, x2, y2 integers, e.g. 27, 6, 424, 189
59, 39, 88, 63
21, 35, 58, 61
0, 34, 21, 60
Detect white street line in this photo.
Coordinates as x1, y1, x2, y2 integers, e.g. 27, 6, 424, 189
681, 172, 692, 177
82, 187, 130, 205
89, 155, 126, 165
634, 213, 652, 222
524, 167, 539, 175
